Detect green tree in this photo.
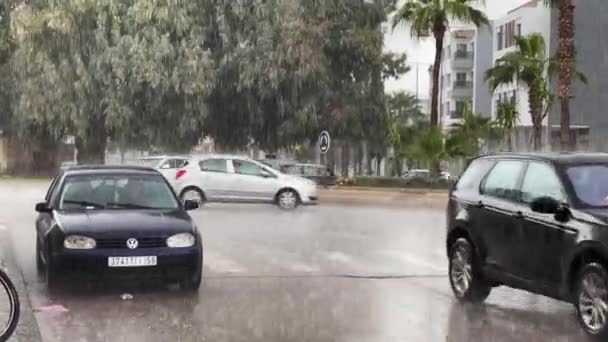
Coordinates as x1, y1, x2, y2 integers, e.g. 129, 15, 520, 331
386, 91, 424, 175
12, 0, 215, 166
392, 0, 489, 130
493, 101, 519, 151
405, 128, 447, 170
446, 103, 495, 157
484, 34, 550, 151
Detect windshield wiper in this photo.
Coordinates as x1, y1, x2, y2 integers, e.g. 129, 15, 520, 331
62, 200, 104, 209
105, 202, 153, 209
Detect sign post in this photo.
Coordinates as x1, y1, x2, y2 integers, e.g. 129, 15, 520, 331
319, 131, 331, 155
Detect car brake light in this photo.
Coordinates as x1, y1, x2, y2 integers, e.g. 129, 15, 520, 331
176, 169, 187, 180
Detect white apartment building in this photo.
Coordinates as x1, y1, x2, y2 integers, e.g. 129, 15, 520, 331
434, 24, 493, 131
491, 0, 552, 127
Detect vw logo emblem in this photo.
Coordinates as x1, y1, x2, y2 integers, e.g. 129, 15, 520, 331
126, 238, 139, 249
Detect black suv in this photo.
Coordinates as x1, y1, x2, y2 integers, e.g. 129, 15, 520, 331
446, 153, 608, 339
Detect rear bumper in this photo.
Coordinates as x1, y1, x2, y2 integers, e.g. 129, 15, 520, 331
50, 246, 202, 281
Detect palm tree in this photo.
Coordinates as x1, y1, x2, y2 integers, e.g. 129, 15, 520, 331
392, 0, 489, 130
485, 34, 549, 151
446, 103, 496, 157
392, 0, 488, 174
545, 0, 576, 151
386, 92, 424, 175
493, 101, 519, 151
405, 128, 447, 171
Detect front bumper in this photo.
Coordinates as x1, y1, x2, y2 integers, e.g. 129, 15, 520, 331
50, 245, 202, 281
299, 188, 319, 205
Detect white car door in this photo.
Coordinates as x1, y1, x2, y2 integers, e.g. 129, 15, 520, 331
229, 159, 280, 201
197, 158, 235, 200
158, 158, 189, 188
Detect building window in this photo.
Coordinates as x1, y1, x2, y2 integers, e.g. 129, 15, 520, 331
517, 23, 522, 37
446, 73, 451, 85
446, 102, 451, 116
505, 21, 516, 48
497, 26, 504, 50
511, 90, 517, 104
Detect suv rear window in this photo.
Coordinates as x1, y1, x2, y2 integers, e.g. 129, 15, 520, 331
455, 158, 494, 190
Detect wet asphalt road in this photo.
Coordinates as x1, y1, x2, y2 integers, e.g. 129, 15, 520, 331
0, 180, 595, 342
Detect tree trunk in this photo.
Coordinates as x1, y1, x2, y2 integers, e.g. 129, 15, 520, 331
31, 134, 59, 176
558, 0, 575, 151
529, 86, 544, 151
75, 119, 108, 164
430, 27, 445, 177
341, 143, 349, 178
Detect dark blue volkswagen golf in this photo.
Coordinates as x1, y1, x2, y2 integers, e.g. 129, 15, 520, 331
35, 165, 202, 290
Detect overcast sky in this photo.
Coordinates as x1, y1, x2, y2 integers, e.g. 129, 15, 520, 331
384, 0, 530, 96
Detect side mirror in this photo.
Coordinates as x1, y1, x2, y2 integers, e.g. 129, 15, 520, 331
35, 202, 52, 213
183, 199, 199, 211
530, 196, 560, 214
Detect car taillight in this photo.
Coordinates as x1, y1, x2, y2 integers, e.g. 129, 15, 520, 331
176, 169, 187, 180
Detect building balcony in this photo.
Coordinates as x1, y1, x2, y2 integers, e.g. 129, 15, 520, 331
451, 51, 474, 69
450, 81, 473, 98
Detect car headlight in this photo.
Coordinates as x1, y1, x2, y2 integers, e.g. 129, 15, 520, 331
167, 233, 195, 248
64, 235, 96, 249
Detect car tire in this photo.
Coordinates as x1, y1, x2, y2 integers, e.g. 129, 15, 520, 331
179, 187, 206, 206
44, 247, 59, 289
36, 237, 44, 273
448, 237, 491, 303
181, 270, 202, 292
574, 262, 608, 339
276, 189, 300, 210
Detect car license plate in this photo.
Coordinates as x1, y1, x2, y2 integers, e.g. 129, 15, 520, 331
108, 256, 157, 267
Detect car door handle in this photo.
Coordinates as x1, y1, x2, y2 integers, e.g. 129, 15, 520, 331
474, 201, 484, 208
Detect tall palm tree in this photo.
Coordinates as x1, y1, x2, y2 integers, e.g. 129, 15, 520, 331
485, 34, 549, 151
386, 92, 424, 175
392, 0, 488, 174
493, 101, 519, 151
392, 0, 489, 130
545, 0, 576, 151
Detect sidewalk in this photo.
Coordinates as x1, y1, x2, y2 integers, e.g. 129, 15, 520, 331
318, 188, 448, 208
0, 228, 42, 342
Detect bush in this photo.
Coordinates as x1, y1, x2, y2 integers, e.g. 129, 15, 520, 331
341, 176, 453, 189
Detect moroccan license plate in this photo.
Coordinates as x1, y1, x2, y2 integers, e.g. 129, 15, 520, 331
108, 256, 157, 267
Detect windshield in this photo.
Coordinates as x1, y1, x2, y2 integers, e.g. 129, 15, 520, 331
58, 174, 179, 210
566, 165, 608, 207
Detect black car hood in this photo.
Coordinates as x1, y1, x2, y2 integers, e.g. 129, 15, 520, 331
54, 209, 193, 237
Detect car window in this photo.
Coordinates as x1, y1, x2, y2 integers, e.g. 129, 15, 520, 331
233, 159, 266, 176
567, 165, 608, 207
521, 162, 566, 204
456, 158, 494, 190
58, 174, 179, 210
199, 159, 227, 173
139, 158, 163, 168
481, 160, 525, 201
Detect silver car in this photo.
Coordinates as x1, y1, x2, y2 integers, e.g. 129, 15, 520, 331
136, 156, 190, 188
173, 155, 318, 209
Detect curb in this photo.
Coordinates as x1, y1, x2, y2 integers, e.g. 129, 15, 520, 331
0, 229, 43, 342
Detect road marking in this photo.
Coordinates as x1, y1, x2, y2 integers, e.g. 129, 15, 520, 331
381, 250, 447, 273
204, 251, 247, 273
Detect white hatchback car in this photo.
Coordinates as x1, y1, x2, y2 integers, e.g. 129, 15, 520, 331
136, 156, 190, 188
174, 155, 318, 209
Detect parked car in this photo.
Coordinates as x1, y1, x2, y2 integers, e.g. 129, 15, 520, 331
34, 165, 203, 290
136, 155, 189, 188
403, 169, 451, 181
174, 154, 318, 209
446, 152, 608, 338
280, 163, 338, 188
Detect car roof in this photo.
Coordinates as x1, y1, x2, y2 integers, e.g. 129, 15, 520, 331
63, 164, 161, 175
478, 152, 608, 165
138, 155, 189, 160
190, 153, 252, 161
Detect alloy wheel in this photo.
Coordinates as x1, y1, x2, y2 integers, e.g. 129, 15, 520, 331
278, 191, 298, 209
579, 271, 608, 333
450, 243, 473, 297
